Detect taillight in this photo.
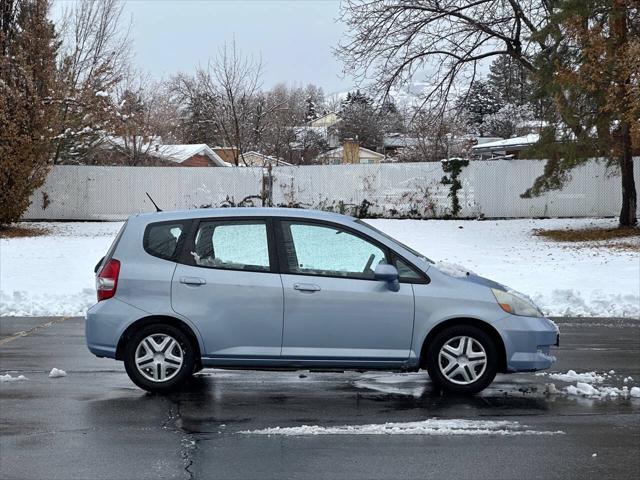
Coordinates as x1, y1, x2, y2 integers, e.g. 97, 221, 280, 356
96, 258, 120, 301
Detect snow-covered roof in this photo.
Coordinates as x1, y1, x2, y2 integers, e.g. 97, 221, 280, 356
471, 134, 540, 153
383, 134, 419, 148
150, 144, 230, 166
317, 145, 385, 159
240, 151, 292, 166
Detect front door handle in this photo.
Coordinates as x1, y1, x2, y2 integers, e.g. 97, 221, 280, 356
293, 283, 321, 292
179, 276, 206, 286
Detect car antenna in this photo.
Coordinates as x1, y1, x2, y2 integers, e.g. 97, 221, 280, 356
146, 192, 163, 212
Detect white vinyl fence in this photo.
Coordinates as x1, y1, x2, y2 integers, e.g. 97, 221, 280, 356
23, 158, 639, 220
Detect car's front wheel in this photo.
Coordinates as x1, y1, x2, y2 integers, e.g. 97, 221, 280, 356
124, 324, 195, 393
426, 325, 498, 395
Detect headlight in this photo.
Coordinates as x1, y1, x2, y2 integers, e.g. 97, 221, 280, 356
491, 288, 542, 317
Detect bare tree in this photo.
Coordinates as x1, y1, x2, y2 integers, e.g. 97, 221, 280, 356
53, 0, 131, 164
337, 1, 550, 117
337, 0, 638, 226
199, 40, 265, 165
104, 71, 160, 165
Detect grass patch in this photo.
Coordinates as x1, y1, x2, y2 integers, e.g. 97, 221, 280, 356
0, 224, 51, 238
534, 226, 640, 243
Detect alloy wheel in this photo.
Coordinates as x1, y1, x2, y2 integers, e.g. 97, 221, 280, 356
438, 335, 487, 385
134, 334, 184, 382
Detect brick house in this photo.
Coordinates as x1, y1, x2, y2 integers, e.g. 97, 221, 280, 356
151, 144, 230, 167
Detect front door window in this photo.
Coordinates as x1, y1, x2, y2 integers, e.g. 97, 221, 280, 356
279, 221, 386, 279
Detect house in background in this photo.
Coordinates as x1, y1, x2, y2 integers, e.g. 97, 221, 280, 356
293, 112, 342, 151
212, 146, 239, 165
149, 144, 230, 166
316, 139, 385, 165
382, 133, 419, 157
309, 112, 341, 128
240, 151, 292, 167
470, 134, 539, 159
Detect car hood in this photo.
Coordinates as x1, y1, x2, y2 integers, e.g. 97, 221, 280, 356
461, 272, 505, 290
432, 262, 505, 290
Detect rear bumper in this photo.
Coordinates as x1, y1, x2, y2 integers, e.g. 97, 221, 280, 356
494, 316, 559, 373
85, 298, 147, 360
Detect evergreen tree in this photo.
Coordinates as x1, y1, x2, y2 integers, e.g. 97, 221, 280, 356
305, 96, 319, 122
524, 0, 638, 226
0, 0, 59, 225
340, 89, 370, 111
487, 55, 531, 106
460, 80, 502, 136
380, 97, 405, 133
338, 90, 382, 150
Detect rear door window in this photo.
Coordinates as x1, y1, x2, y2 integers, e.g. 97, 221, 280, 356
191, 220, 271, 272
144, 222, 186, 261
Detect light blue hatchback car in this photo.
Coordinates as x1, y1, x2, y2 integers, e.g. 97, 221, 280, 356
87, 208, 558, 394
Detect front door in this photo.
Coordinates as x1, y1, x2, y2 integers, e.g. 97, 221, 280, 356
171, 219, 283, 358
276, 220, 415, 364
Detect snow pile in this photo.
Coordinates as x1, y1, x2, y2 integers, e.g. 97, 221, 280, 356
565, 383, 635, 399
544, 383, 560, 394
537, 370, 606, 384
1, 289, 96, 317
0, 374, 28, 382
435, 261, 474, 278
48, 368, 67, 378
240, 418, 563, 436
542, 370, 640, 399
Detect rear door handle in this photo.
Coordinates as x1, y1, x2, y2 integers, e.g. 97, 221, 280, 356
293, 283, 321, 292
179, 276, 206, 286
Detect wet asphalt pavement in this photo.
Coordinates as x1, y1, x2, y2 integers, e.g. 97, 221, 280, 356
1, 316, 639, 480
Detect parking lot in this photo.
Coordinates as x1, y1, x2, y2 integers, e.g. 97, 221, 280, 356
1, 316, 639, 480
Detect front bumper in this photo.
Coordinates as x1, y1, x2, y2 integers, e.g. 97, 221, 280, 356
493, 315, 559, 373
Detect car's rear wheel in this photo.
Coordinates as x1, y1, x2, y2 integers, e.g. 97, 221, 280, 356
124, 324, 195, 393
426, 325, 498, 395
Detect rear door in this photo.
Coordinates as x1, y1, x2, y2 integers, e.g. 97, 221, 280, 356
171, 218, 283, 358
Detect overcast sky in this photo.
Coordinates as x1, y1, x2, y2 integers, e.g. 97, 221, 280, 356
56, 0, 352, 94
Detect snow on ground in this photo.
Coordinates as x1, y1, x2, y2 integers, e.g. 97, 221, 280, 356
1, 222, 122, 316
0, 217, 637, 317
367, 217, 639, 318
239, 418, 563, 436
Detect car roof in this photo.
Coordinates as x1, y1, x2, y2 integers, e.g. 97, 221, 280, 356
132, 207, 358, 225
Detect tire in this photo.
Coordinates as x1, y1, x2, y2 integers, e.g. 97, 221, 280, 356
124, 323, 195, 393
425, 325, 498, 395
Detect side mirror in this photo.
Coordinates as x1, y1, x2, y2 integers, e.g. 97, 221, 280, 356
374, 264, 400, 292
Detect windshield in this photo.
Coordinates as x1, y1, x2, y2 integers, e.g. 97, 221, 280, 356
355, 220, 434, 264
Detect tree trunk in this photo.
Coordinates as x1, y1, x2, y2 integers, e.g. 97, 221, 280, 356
612, 1, 636, 227
619, 125, 637, 227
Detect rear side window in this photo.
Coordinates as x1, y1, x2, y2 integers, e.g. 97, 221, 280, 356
191, 220, 270, 272
144, 222, 186, 261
